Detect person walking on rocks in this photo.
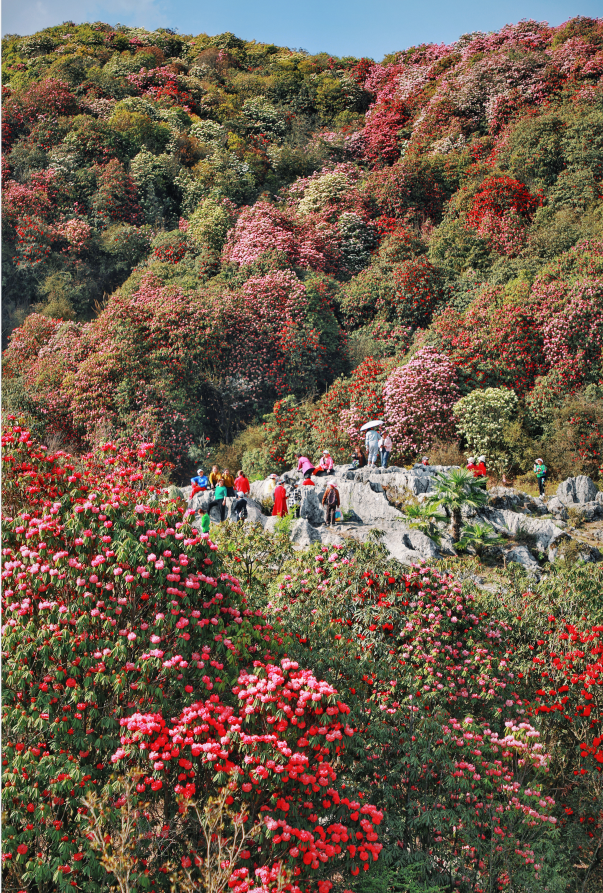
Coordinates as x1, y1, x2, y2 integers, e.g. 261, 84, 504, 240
365, 427, 380, 467
533, 458, 547, 497
379, 431, 392, 468
322, 482, 340, 527
272, 481, 288, 517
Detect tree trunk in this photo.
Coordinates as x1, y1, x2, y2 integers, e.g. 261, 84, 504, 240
451, 509, 461, 543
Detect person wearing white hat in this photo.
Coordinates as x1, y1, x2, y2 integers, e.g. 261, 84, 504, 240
315, 450, 334, 476
533, 458, 547, 497
475, 456, 487, 478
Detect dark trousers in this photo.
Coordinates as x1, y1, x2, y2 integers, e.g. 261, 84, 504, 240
537, 476, 546, 497
303, 469, 313, 480
208, 498, 226, 521
325, 504, 337, 525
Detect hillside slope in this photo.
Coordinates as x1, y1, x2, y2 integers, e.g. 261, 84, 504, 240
2, 17, 603, 480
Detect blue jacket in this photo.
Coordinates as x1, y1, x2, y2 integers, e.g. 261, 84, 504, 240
191, 474, 209, 488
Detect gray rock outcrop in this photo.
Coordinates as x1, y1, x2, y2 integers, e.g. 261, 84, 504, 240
290, 519, 322, 548
556, 475, 599, 506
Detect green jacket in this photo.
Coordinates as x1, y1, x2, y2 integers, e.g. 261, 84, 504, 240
534, 463, 547, 479
214, 485, 227, 500
200, 513, 210, 533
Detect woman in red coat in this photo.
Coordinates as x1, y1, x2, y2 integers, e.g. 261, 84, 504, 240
272, 482, 288, 517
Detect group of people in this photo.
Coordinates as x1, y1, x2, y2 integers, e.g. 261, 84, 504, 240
466, 456, 488, 478
363, 426, 393, 468
191, 465, 251, 529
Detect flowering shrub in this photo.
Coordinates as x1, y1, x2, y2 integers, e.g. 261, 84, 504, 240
1, 420, 381, 893
270, 547, 560, 890
453, 387, 519, 462
383, 346, 459, 460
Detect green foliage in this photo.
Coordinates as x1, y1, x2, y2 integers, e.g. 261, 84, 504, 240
428, 467, 489, 542
453, 387, 518, 467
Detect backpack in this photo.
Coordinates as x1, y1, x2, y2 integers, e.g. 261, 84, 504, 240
327, 486, 338, 506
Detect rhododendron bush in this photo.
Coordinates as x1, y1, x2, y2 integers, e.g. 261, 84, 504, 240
383, 347, 459, 460
268, 543, 562, 890
1, 420, 381, 892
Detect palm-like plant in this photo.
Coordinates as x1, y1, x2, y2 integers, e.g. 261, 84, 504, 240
456, 521, 505, 556
404, 502, 448, 545
427, 468, 489, 543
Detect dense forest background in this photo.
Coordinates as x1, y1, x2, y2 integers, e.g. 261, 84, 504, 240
3, 17, 603, 481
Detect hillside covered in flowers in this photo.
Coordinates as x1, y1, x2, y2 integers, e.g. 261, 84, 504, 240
3, 16, 603, 479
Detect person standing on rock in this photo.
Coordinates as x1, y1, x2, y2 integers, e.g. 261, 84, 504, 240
208, 477, 227, 522
296, 454, 315, 481
233, 493, 248, 522
272, 481, 288, 517
199, 510, 210, 534
466, 457, 477, 475
234, 469, 250, 494
533, 458, 547, 497
379, 431, 393, 468
365, 427, 380, 467
322, 482, 340, 527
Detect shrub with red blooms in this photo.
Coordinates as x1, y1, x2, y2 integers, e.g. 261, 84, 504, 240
391, 257, 444, 327
91, 159, 143, 228
366, 159, 448, 225
431, 288, 547, 395
1, 420, 381, 893
270, 547, 560, 890
465, 176, 541, 257
362, 79, 410, 165
383, 346, 459, 460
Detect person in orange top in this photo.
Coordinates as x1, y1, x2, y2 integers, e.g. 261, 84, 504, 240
208, 465, 221, 488
272, 481, 288, 517
222, 469, 235, 496
234, 470, 250, 494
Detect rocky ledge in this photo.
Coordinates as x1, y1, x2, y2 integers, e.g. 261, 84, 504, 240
180, 467, 602, 575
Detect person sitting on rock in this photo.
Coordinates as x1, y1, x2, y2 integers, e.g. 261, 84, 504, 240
322, 482, 340, 527
314, 450, 334, 476
191, 468, 209, 495
208, 465, 221, 488
234, 469, 250, 494
272, 481, 288, 517
533, 458, 547, 497
296, 454, 315, 482
222, 469, 236, 497
233, 494, 248, 522
208, 477, 227, 522
351, 447, 367, 469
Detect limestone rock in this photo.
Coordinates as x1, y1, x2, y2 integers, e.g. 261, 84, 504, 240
482, 508, 565, 553
263, 516, 281, 535
546, 496, 569, 520
505, 545, 541, 577
290, 519, 322, 548
556, 475, 598, 505
300, 486, 325, 526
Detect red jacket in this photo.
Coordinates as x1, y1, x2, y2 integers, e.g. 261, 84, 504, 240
474, 462, 487, 478
234, 475, 250, 494
272, 485, 288, 517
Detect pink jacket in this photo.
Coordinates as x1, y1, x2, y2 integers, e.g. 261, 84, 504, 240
319, 455, 334, 471
297, 456, 314, 474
